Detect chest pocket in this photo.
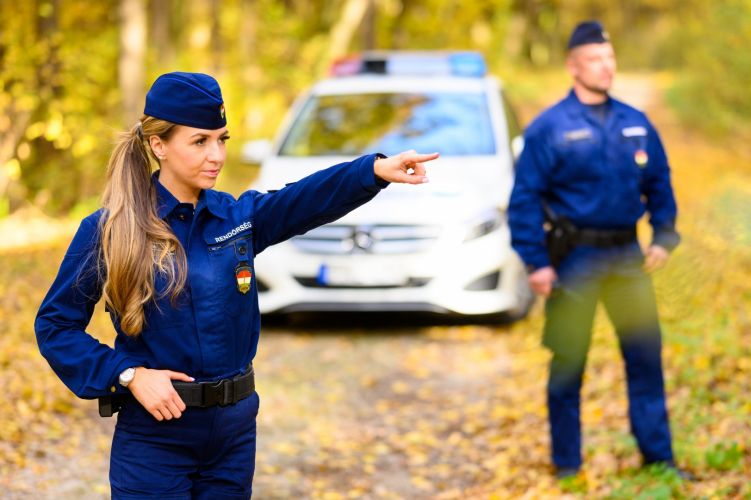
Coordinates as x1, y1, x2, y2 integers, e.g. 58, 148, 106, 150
205, 230, 256, 312
552, 128, 600, 181
619, 125, 649, 166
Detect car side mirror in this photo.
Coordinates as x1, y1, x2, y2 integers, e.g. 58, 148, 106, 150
241, 139, 273, 165
511, 135, 524, 162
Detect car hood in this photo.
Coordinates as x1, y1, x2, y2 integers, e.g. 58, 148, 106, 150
252, 156, 514, 225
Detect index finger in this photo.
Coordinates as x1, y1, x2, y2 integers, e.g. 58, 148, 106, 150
166, 370, 195, 382
403, 152, 439, 164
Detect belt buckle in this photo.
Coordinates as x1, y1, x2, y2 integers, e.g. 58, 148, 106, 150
208, 378, 235, 407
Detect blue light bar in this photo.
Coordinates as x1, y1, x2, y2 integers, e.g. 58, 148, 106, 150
449, 52, 487, 77
386, 55, 451, 76
331, 52, 488, 78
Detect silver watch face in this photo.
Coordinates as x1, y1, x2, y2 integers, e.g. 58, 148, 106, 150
119, 367, 136, 386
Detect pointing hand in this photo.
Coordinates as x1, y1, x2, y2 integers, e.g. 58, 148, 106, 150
374, 150, 439, 185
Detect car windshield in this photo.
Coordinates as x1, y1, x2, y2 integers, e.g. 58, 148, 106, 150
279, 92, 496, 156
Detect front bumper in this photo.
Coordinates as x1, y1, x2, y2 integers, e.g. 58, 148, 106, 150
254, 227, 531, 317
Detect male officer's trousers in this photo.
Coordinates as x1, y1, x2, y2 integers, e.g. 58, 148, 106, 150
543, 243, 674, 469
109, 391, 260, 499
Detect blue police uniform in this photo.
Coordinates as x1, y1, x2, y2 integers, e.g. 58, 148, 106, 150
36, 155, 387, 498
508, 89, 680, 470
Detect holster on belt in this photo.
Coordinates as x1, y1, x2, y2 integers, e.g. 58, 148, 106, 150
542, 202, 578, 268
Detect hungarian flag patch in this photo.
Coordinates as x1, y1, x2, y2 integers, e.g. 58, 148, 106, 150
235, 264, 253, 294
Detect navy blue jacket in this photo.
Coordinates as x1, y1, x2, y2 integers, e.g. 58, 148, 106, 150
508, 90, 679, 271
36, 155, 386, 398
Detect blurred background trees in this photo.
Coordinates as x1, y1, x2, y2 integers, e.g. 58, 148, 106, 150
1, 0, 749, 216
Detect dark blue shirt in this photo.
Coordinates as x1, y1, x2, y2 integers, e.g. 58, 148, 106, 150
586, 101, 611, 125
508, 90, 679, 271
36, 155, 386, 398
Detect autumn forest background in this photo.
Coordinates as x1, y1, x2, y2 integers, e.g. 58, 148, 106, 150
1, 0, 750, 498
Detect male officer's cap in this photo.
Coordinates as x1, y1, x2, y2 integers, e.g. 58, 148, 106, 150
567, 21, 610, 50
144, 72, 226, 129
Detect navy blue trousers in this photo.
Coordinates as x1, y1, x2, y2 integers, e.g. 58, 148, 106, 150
543, 244, 674, 469
110, 391, 260, 499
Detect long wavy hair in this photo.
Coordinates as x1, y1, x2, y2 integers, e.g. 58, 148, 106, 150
99, 115, 187, 336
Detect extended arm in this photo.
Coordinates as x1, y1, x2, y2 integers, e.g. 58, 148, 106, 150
251, 151, 437, 254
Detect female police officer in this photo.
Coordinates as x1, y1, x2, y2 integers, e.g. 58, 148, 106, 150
35, 72, 438, 498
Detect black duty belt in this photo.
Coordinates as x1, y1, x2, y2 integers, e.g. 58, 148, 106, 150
574, 227, 637, 248
99, 365, 255, 417
173, 367, 255, 408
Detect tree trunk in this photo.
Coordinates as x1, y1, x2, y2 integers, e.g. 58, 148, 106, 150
239, 0, 257, 58
150, 0, 173, 67
210, 0, 221, 74
361, 0, 376, 51
120, 0, 147, 126
18, 0, 63, 212
326, 0, 371, 64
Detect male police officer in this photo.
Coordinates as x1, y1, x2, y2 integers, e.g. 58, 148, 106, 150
508, 21, 688, 479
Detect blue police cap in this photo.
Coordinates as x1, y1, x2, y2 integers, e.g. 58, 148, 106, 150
567, 21, 610, 50
144, 72, 226, 129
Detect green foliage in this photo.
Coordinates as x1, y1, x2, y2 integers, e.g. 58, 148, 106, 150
666, 0, 751, 137
706, 442, 743, 471
1, 1, 750, 215
1, 0, 120, 213
608, 463, 685, 500
558, 474, 588, 494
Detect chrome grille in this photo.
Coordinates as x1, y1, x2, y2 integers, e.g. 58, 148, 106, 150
291, 224, 441, 254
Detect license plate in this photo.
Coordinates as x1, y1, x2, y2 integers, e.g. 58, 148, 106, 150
319, 263, 407, 286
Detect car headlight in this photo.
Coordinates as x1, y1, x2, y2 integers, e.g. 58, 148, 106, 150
463, 208, 504, 242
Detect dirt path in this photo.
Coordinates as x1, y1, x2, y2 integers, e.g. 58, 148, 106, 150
251, 318, 544, 498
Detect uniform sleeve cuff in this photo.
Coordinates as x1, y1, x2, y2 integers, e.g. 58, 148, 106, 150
108, 357, 143, 395
357, 153, 390, 192
373, 153, 390, 188
652, 227, 681, 252
523, 254, 552, 273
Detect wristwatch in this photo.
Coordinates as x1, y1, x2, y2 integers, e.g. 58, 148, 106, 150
118, 367, 137, 388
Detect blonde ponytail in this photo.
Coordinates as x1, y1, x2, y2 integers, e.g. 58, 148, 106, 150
99, 116, 187, 336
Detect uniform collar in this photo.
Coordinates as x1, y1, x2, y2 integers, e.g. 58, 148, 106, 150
153, 172, 227, 220
154, 172, 181, 219
203, 189, 228, 220
563, 88, 627, 121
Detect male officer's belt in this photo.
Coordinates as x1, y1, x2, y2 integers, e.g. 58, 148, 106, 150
98, 365, 255, 417
574, 227, 637, 248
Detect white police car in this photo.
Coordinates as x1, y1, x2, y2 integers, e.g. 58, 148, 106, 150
243, 51, 532, 320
